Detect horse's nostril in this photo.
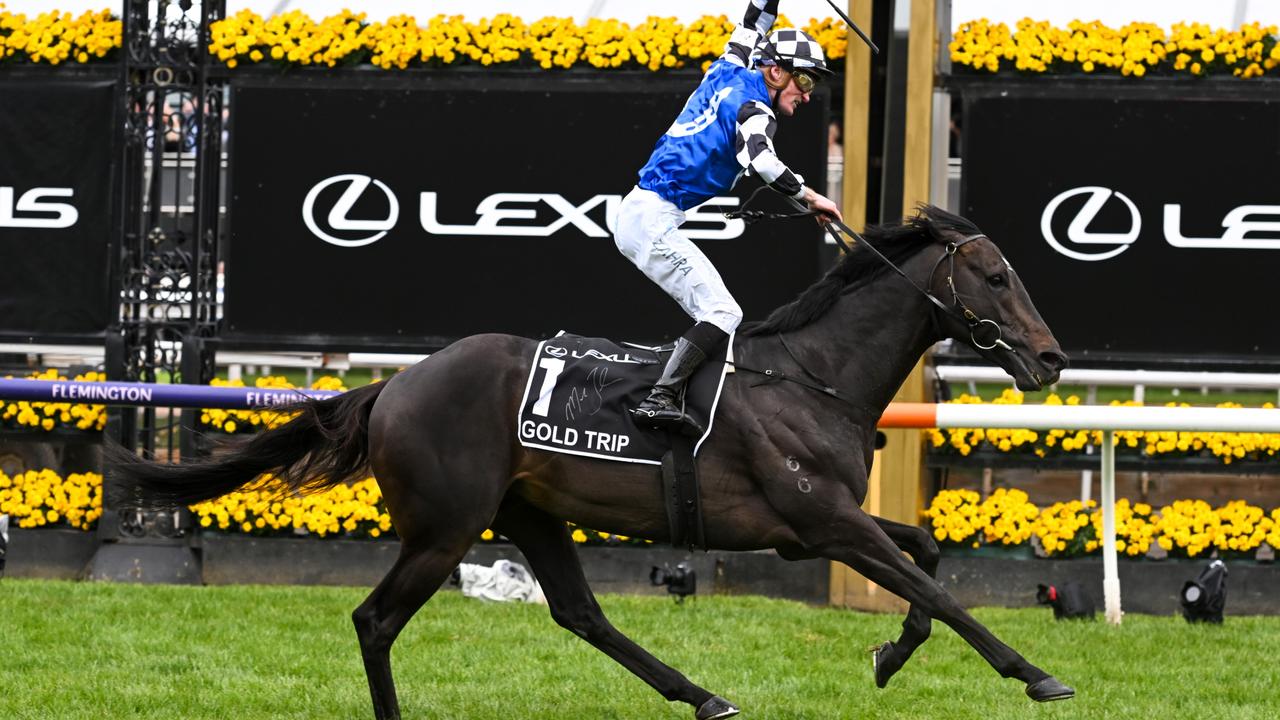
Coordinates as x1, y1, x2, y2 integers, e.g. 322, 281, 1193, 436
1039, 351, 1068, 373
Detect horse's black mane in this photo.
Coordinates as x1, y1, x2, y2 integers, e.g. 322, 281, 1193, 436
741, 205, 983, 337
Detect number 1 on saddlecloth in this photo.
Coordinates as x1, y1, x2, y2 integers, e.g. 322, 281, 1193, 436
531, 357, 565, 417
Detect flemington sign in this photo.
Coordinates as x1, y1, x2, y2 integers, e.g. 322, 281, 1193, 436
0, 378, 340, 409
962, 89, 1280, 360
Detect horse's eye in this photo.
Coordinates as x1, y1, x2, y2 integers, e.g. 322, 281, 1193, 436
987, 274, 1006, 288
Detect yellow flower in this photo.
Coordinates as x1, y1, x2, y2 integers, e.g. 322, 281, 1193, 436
197, 10, 850, 72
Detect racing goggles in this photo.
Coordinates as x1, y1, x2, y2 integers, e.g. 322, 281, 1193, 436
791, 69, 819, 94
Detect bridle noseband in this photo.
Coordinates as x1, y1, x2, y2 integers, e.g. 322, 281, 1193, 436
926, 235, 1013, 352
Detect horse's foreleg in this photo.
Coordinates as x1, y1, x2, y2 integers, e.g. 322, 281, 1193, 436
869, 515, 940, 689
819, 510, 1073, 702
494, 499, 738, 720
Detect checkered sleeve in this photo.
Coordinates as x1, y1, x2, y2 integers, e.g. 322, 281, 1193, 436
722, 0, 780, 67
734, 100, 805, 199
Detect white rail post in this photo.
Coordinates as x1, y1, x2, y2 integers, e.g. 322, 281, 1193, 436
1100, 429, 1122, 624
1080, 386, 1098, 503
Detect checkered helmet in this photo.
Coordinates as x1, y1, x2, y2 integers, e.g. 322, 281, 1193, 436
757, 28, 833, 77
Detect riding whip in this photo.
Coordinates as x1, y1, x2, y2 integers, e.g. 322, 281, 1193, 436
822, 0, 879, 54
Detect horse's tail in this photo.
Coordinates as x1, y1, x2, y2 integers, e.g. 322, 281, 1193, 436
108, 382, 388, 506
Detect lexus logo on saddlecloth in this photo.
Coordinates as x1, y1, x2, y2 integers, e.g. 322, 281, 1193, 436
301, 174, 400, 247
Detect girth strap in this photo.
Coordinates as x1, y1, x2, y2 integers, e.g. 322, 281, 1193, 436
660, 432, 705, 551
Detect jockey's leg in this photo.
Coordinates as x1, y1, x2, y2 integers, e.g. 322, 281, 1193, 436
632, 322, 727, 434
614, 187, 741, 433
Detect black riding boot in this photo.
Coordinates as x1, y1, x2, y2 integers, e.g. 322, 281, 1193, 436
631, 322, 727, 434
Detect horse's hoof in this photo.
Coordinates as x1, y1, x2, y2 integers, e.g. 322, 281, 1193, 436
1026, 676, 1075, 702
873, 641, 895, 689
695, 695, 740, 720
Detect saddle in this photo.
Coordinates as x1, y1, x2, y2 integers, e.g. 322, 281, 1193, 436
516, 332, 733, 549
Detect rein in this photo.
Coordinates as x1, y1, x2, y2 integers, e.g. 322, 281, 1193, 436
724, 335, 874, 415
725, 189, 1014, 353
721, 190, 1019, 410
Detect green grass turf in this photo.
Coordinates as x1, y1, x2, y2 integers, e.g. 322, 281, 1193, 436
1, 579, 1276, 719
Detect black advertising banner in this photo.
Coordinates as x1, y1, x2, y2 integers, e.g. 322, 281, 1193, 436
0, 80, 115, 340
962, 91, 1280, 361
226, 75, 827, 347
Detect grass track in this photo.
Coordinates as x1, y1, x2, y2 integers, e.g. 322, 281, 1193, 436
1, 579, 1276, 719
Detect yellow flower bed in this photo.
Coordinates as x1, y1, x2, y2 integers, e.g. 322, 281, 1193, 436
0, 369, 108, 433
205, 9, 844, 71
1031, 499, 1094, 555
928, 389, 1280, 465
925, 490, 1276, 559
1154, 499, 1279, 558
191, 475, 392, 538
3, 468, 645, 545
9, 8, 1277, 79
1030, 498, 1156, 557
0, 7, 120, 64
952, 18, 1280, 78
922, 487, 1037, 547
0, 468, 102, 529
200, 375, 348, 434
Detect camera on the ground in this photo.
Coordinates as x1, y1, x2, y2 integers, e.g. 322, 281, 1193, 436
650, 562, 696, 601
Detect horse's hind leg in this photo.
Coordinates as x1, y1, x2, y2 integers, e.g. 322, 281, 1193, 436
817, 509, 1074, 702
493, 498, 739, 720
352, 455, 503, 720
352, 534, 480, 720
870, 515, 940, 689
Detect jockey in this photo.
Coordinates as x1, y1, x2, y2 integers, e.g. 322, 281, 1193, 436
615, 0, 843, 433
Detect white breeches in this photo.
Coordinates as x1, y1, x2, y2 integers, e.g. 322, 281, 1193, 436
613, 186, 743, 334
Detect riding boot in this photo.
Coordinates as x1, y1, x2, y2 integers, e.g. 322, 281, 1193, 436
631, 322, 727, 435
631, 338, 707, 433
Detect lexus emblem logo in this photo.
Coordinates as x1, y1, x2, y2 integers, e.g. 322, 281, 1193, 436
544, 346, 569, 358
1040, 186, 1141, 262
302, 174, 399, 247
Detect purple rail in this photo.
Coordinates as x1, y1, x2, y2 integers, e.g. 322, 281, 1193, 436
0, 378, 342, 409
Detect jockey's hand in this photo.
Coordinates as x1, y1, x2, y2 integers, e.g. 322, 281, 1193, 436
803, 188, 844, 225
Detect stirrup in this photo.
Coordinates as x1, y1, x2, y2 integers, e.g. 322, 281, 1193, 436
631, 406, 705, 437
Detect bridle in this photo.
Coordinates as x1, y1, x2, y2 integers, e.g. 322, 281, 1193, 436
924, 233, 1013, 352
727, 191, 1015, 354
718, 195, 1024, 412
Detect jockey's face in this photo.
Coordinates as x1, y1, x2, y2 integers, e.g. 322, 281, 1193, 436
765, 66, 812, 117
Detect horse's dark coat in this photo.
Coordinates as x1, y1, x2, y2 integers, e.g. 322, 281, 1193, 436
111, 207, 1071, 719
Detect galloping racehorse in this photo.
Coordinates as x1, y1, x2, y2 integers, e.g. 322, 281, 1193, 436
112, 206, 1073, 720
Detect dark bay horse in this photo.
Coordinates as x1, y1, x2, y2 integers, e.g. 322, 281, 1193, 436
113, 206, 1072, 719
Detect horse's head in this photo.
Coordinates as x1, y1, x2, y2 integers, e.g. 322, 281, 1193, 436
920, 211, 1068, 391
